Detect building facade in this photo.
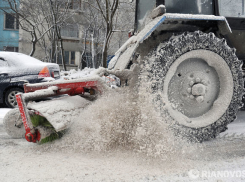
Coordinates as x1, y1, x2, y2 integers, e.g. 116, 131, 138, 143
18, 1, 95, 70
0, 1, 19, 52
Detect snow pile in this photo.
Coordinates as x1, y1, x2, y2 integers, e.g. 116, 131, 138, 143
0, 109, 11, 121
61, 68, 96, 80
29, 64, 190, 160
35, 87, 188, 160
28, 65, 190, 160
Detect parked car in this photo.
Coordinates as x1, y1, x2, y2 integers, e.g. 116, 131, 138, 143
0, 51, 60, 108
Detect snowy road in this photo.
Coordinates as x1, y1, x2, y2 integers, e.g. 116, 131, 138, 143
1, 108, 245, 181
2, 110, 245, 140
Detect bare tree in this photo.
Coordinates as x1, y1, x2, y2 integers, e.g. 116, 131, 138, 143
79, 1, 105, 69
109, 0, 135, 52
45, 0, 73, 71
82, 0, 135, 68
81, 0, 119, 68
1, 0, 78, 71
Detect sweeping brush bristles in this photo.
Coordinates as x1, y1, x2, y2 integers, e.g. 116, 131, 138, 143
39, 131, 65, 144
30, 114, 65, 144
30, 114, 53, 128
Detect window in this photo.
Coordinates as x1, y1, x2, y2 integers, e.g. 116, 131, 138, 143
57, 51, 76, 65
4, 13, 19, 30
165, 0, 213, 15
70, 51, 75, 64
219, 0, 245, 17
82, 52, 92, 67
3, 46, 19, 52
61, 24, 79, 38
136, 0, 156, 30
57, 53, 62, 64
64, 51, 70, 65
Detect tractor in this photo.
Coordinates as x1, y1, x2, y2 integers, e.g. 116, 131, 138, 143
3, 0, 245, 143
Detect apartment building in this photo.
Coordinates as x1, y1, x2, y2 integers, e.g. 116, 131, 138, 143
0, 0, 19, 52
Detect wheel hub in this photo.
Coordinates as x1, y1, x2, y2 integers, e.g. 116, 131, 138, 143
191, 83, 206, 96
8, 90, 21, 107
168, 58, 220, 118
163, 50, 233, 128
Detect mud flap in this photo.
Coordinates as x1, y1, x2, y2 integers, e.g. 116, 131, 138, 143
27, 95, 91, 132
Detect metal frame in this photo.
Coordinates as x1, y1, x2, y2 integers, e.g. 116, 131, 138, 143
213, 0, 220, 16
243, 0, 245, 15
16, 94, 41, 143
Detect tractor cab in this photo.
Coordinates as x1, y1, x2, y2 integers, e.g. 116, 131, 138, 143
135, 0, 245, 61
136, 0, 216, 31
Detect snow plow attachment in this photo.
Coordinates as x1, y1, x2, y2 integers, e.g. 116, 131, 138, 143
4, 77, 107, 143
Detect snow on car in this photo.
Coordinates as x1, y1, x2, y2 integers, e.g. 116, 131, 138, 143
0, 51, 60, 108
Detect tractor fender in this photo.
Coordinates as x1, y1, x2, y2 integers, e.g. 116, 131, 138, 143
109, 13, 232, 71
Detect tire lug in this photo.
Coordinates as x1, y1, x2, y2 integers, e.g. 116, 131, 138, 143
196, 96, 204, 103
196, 78, 201, 82
190, 81, 194, 86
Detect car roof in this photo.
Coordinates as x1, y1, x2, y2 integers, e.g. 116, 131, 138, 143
0, 51, 45, 67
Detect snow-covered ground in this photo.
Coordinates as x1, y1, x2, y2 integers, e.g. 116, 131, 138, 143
1, 104, 245, 181
0, 108, 11, 123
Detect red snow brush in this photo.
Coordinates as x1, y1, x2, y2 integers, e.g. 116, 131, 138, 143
14, 78, 104, 143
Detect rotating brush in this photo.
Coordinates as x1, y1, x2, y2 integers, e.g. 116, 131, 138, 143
30, 114, 65, 144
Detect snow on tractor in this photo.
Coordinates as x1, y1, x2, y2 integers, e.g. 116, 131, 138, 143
3, 0, 245, 143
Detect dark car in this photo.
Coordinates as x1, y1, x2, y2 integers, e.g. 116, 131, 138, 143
0, 51, 60, 108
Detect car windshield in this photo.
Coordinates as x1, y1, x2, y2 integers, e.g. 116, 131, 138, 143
218, 0, 245, 18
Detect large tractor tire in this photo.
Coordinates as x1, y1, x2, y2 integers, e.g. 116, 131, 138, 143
141, 31, 243, 142
3, 108, 25, 139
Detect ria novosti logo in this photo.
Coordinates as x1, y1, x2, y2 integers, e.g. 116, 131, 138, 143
188, 169, 200, 179
188, 169, 245, 179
